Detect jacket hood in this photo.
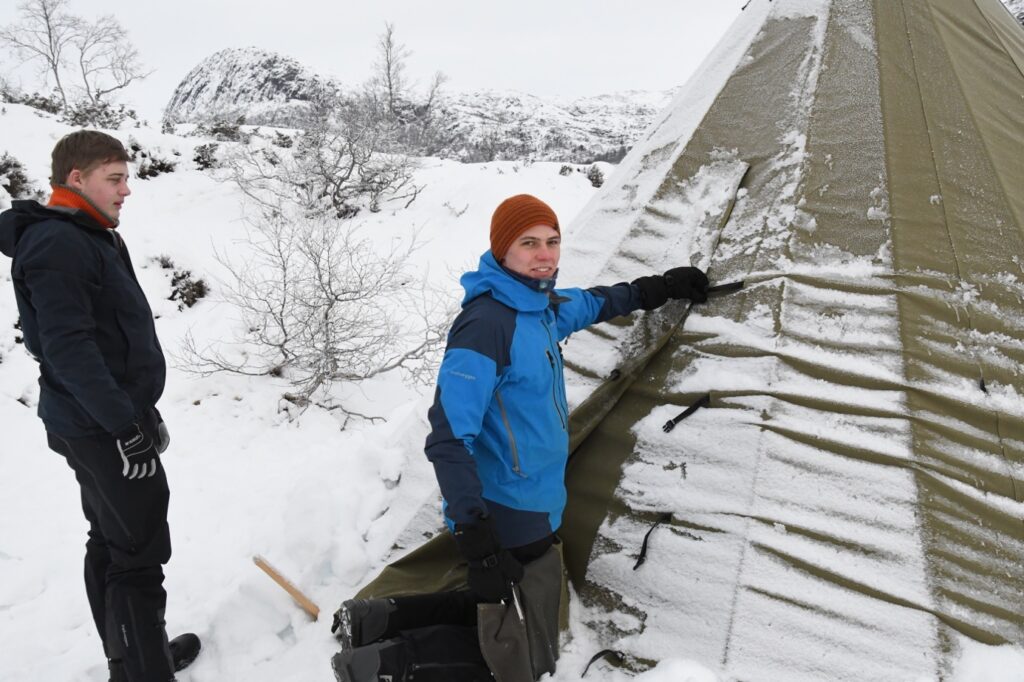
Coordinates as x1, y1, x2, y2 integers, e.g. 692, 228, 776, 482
0, 200, 105, 258
460, 251, 558, 312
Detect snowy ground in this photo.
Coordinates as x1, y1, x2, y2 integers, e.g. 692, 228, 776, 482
1, 98, 1021, 682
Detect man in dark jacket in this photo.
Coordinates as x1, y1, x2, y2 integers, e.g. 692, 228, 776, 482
0, 131, 199, 682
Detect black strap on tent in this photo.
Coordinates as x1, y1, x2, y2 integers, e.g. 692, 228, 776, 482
662, 393, 711, 433
979, 377, 988, 394
707, 280, 745, 297
633, 512, 673, 570
581, 649, 625, 677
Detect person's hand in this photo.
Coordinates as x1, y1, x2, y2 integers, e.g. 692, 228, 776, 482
453, 517, 524, 602
113, 422, 158, 479
633, 266, 710, 310
632, 274, 669, 310
154, 412, 170, 454
664, 266, 709, 303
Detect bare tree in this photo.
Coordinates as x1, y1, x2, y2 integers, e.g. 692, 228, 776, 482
226, 92, 421, 218
413, 70, 456, 154
0, 0, 149, 112
370, 22, 411, 119
422, 71, 449, 118
70, 16, 149, 103
0, 0, 75, 109
362, 23, 454, 156
178, 205, 453, 415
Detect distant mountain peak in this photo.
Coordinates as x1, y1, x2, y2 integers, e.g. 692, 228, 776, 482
164, 47, 336, 126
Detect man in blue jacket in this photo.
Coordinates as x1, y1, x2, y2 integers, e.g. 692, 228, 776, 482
0, 131, 199, 681
333, 194, 707, 682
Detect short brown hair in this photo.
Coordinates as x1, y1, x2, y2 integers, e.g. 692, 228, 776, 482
50, 130, 130, 185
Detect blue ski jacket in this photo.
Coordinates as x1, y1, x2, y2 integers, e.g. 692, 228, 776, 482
425, 251, 644, 548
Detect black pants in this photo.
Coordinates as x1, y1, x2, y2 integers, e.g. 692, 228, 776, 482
48, 429, 174, 682
365, 535, 555, 680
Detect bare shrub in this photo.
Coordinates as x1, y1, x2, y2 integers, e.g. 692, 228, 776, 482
0, 152, 46, 200
192, 143, 220, 170
225, 93, 421, 219
178, 205, 452, 406
169, 270, 208, 310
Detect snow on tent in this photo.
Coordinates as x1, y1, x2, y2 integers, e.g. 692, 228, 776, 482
355, 0, 1024, 678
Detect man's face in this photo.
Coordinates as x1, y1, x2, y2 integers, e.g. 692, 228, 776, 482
68, 161, 131, 220
502, 224, 561, 279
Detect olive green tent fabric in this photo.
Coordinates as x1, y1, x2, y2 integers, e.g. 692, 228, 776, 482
877, 0, 1024, 649
559, 0, 1023, 679
353, 1, 1022, 679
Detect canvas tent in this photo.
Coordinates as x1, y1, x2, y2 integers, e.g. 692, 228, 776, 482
358, 0, 1023, 679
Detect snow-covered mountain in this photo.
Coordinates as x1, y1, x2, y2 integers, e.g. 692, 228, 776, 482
163, 47, 674, 163
436, 88, 673, 163
164, 48, 337, 128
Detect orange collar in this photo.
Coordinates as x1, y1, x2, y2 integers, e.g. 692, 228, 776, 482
48, 185, 118, 229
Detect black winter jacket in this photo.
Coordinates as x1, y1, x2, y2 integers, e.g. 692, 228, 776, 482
0, 200, 165, 437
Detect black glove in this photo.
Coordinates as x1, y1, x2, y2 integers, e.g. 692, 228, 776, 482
452, 517, 524, 602
632, 266, 710, 310
664, 266, 709, 303
632, 275, 669, 310
113, 421, 158, 479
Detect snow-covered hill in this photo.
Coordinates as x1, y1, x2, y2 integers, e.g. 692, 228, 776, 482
163, 47, 674, 163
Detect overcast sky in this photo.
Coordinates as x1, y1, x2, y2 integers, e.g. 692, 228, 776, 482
1, 0, 747, 122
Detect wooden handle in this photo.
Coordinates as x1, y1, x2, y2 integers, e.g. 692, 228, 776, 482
253, 554, 320, 620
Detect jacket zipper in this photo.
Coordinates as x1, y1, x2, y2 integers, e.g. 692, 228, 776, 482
494, 390, 525, 477
543, 318, 569, 430
545, 349, 567, 431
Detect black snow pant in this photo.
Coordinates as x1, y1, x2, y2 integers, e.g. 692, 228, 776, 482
47, 427, 175, 682
359, 535, 555, 681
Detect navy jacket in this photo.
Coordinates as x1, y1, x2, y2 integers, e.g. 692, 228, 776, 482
425, 251, 644, 548
0, 200, 165, 437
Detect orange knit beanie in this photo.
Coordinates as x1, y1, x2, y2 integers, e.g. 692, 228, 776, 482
489, 194, 560, 260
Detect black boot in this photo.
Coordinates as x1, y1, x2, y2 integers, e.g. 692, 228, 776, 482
170, 633, 201, 672
332, 598, 395, 650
